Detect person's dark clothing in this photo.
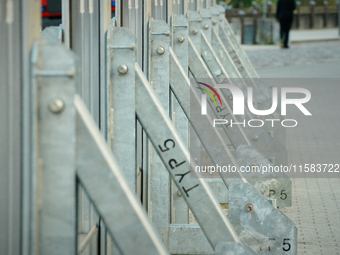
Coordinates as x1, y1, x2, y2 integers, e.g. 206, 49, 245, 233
279, 18, 293, 48
276, 0, 296, 48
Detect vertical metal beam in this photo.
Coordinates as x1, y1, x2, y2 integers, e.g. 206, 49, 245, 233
69, 0, 111, 127
147, 18, 171, 246
62, 0, 70, 47
69, 0, 111, 243
0, 0, 26, 253
31, 41, 78, 254
170, 13, 190, 224
108, 26, 137, 191
19, 0, 42, 253
200, 9, 212, 42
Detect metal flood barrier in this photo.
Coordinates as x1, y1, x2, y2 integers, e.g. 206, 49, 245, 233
0, 0, 297, 254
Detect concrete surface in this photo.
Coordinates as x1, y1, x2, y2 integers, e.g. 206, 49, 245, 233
246, 41, 340, 254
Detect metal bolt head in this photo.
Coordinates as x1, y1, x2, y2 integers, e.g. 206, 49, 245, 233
177, 190, 182, 197
117, 64, 128, 74
156, 46, 165, 55
212, 21, 217, 25
177, 36, 185, 43
246, 203, 254, 212
219, 17, 223, 21
192, 29, 198, 35
204, 24, 209, 30
49, 99, 64, 114
253, 135, 259, 141
251, 163, 256, 167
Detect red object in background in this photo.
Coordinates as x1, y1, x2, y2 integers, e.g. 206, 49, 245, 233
41, 0, 61, 18
111, 0, 116, 12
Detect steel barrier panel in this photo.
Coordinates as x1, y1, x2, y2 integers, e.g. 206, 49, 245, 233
75, 97, 169, 255
172, 44, 292, 208
135, 63, 255, 254
229, 181, 297, 254
186, 11, 291, 206
32, 41, 78, 254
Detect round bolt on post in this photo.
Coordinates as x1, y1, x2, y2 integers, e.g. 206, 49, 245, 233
251, 163, 256, 167
204, 24, 209, 30
253, 135, 259, 141
192, 29, 198, 35
117, 65, 128, 74
246, 203, 254, 212
212, 21, 217, 25
49, 99, 65, 114
156, 46, 165, 55
177, 36, 185, 43
177, 190, 182, 197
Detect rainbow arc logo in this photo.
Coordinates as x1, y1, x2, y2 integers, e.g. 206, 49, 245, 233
196, 82, 222, 106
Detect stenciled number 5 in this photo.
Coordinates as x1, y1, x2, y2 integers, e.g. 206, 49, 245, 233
158, 139, 175, 152
282, 238, 291, 252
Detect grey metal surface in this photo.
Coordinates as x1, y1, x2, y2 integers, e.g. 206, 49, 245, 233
171, 44, 291, 210
108, 26, 136, 191
75, 96, 169, 255
135, 63, 254, 252
21, 0, 42, 253
188, 10, 289, 170
171, 46, 238, 178
68, 0, 111, 247
168, 224, 214, 254
229, 182, 297, 254
188, 28, 251, 149
32, 41, 78, 254
172, 37, 297, 254
209, 27, 288, 162
206, 179, 229, 204
147, 18, 171, 245
187, 11, 202, 53
170, 13, 190, 224
217, 19, 286, 148
236, 145, 292, 207
191, 24, 291, 206
69, 0, 111, 128
0, 0, 26, 253
41, 26, 62, 43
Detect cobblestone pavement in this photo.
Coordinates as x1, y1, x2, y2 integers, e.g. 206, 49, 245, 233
245, 40, 340, 71
245, 42, 340, 254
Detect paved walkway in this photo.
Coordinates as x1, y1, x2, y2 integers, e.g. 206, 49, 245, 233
243, 40, 340, 74
245, 42, 340, 254
290, 28, 340, 43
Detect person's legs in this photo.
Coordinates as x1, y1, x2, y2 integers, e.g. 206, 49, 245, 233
284, 18, 293, 48
282, 18, 293, 48
279, 19, 285, 48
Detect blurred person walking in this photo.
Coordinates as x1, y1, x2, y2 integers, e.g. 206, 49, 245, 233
276, 0, 296, 48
